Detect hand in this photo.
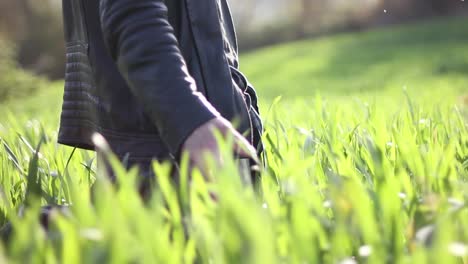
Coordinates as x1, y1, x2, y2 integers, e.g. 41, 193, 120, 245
182, 117, 258, 179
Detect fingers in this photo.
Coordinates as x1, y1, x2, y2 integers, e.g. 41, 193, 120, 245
226, 126, 259, 164
182, 117, 260, 181
232, 134, 259, 163
189, 149, 223, 182
206, 117, 258, 162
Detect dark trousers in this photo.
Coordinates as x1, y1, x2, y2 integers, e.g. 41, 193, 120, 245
95, 152, 257, 201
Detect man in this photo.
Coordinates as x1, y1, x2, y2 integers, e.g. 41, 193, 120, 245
59, 0, 263, 187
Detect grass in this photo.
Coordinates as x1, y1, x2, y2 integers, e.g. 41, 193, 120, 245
241, 16, 468, 100
1, 17, 468, 263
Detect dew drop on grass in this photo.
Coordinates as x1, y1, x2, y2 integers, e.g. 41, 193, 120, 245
448, 242, 468, 257
419, 118, 430, 127
359, 245, 372, 257
323, 200, 332, 208
398, 192, 407, 200
80, 228, 104, 241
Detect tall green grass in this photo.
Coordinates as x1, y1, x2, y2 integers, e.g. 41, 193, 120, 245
1, 93, 468, 263
1, 17, 468, 263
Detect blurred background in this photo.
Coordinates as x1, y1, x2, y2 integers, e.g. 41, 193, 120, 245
233, 0, 467, 50
0, 0, 466, 103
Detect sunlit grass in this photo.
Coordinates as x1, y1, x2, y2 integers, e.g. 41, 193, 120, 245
1, 93, 468, 262
241, 17, 468, 99
1, 17, 468, 263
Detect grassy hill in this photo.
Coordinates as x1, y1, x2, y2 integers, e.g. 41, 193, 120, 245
241, 16, 468, 100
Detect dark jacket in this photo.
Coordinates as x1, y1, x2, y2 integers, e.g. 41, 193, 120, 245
59, 0, 262, 163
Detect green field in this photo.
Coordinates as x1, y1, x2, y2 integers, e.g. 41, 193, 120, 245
1, 17, 468, 263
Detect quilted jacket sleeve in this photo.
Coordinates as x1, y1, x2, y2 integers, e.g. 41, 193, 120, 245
99, 0, 220, 155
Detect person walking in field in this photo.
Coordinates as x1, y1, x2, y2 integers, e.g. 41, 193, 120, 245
58, 0, 263, 192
